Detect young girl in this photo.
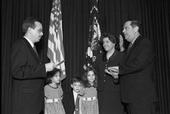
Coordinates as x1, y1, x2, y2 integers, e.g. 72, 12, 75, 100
80, 67, 99, 114
44, 68, 65, 114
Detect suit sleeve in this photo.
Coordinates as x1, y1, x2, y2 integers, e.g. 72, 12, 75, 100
119, 39, 154, 76
11, 44, 46, 79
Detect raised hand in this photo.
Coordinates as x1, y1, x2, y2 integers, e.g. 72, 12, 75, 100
119, 34, 125, 52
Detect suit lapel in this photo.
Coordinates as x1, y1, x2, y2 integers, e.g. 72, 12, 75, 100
22, 38, 40, 62
70, 90, 76, 111
126, 36, 142, 59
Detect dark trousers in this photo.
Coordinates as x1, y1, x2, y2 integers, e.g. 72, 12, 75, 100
125, 101, 155, 114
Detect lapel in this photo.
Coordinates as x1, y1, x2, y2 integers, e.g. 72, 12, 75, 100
104, 50, 118, 66
22, 38, 40, 62
125, 36, 142, 60
68, 89, 75, 106
108, 50, 118, 61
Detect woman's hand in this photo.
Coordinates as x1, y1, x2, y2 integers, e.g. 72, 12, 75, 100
105, 66, 119, 79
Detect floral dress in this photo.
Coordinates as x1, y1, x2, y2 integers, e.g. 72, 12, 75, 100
80, 87, 99, 114
44, 84, 65, 114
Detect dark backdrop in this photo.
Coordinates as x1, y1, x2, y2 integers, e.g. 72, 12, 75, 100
1, 0, 170, 114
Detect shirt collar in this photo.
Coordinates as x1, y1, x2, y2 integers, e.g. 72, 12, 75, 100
24, 36, 34, 48
73, 91, 78, 103
131, 34, 140, 45
131, 37, 137, 44
73, 91, 78, 96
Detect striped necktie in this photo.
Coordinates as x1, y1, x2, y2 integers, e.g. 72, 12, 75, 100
33, 46, 38, 56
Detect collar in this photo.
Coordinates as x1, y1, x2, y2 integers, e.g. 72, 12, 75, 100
73, 91, 78, 96
131, 34, 140, 45
73, 91, 78, 103
24, 36, 34, 48
131, 37, 137, 45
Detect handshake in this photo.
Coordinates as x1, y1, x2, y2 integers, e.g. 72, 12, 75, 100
105, 66, 119, 79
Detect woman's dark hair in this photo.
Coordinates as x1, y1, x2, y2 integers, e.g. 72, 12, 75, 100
82, 66, 97, 88
101, 33, 116, 44
101, 33, 121, 51
45, 68, 61, 85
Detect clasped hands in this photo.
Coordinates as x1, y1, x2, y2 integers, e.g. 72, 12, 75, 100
105, 66, 119, 79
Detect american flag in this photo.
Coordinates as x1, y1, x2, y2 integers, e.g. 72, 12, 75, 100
85, 0, 101, 69
47, 0, 66, 79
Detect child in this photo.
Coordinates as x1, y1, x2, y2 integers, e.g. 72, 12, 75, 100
44, 68, 65, 114
80, 67, 99, 114
62, 77, 85, 114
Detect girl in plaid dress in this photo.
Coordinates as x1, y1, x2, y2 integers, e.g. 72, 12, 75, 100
44, 68, 65, 114
80, 67, 99, 114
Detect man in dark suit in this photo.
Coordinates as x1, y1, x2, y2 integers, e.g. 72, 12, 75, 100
11, 17, 56, 114
110, 20, 156, 114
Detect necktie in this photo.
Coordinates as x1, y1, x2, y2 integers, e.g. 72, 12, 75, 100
33, 46, 38, 56
75, 94, 80, 114
127, 43, 133, 52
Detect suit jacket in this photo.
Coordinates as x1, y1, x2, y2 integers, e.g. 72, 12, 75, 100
62, 87, 75, 114
119, 36, 155, 103
11, 38, 47, 114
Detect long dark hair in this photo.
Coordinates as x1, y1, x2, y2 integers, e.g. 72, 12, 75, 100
101, 33, 116, 44
82, 67, 97, 88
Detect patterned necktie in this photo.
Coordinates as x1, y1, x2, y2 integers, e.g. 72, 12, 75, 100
33, 46, 38, 56
75, 94, 80, 114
